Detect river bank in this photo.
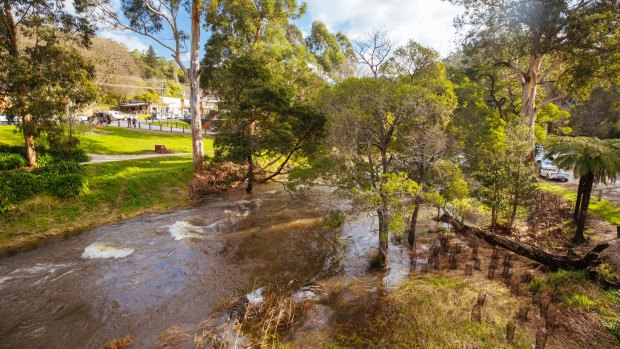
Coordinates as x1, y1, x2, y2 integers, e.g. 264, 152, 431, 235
0, 156, 194, 256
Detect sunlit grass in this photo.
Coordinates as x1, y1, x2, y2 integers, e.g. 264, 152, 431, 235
0, 125, 214, 155
0, 156, 194, 254
538, 182, 620, 225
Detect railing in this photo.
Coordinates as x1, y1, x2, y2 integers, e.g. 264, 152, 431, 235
80, 119, 214, 136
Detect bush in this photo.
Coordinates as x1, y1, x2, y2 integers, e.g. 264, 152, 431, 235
35, 160, 83, 176
0, 153, 26, 170
48, 147, 90, 163
47, 173, 89, 198
0, 170, 43, 203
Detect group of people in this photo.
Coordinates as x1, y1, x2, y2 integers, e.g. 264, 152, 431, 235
126, 116, 138, 128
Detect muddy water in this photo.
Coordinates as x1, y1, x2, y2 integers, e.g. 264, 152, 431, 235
0, 185, 443, 348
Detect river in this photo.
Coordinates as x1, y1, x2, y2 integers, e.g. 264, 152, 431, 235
0, 185, 443, 348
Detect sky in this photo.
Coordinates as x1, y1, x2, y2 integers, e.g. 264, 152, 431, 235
99, 0, 463, 62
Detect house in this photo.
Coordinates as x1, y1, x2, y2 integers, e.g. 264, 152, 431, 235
118, 101, 151, 114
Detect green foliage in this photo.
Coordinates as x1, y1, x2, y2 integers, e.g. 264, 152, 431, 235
572, 85, 620, 139
536, 103, 572, 143
547, 136, 620, 185
47, 174, 89, 198
563, 294, 596, 310
0, 153, 26, 170
323, 210, 345, 230
602, 318, 620, 342
305, 21, 354, 79
134, 88, 161, 103
0, 170, 43, 203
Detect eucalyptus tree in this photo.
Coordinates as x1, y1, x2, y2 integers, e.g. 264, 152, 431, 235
202, 0, 332, 192
0, 0, 99, 167
547, 137, 620, 243
305, 21, 355, 80
383, 40, 460, 247
448, 0, 620, 143
100, 0, 207, 170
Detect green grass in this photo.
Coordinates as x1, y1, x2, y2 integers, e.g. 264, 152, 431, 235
0, 125, 214, 155
0, 156, 194, 255
538, 182, 620, 225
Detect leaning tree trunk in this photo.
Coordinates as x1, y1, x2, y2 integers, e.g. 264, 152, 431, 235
189, 0, 204, 171
508, 191, 519, 229
407, 197, 420, 248
522, 53, 543, 146
574, 176, 586, 224
575, 172, 594, 244
437, 212, 609, 271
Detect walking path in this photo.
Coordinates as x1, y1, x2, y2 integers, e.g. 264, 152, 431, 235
83, 153, 192, 165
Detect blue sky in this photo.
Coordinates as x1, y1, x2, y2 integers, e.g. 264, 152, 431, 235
99, 0, 463, 62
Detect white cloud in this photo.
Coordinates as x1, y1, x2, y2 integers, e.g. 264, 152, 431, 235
99, 30, 150, 52
305, 0, 463, 57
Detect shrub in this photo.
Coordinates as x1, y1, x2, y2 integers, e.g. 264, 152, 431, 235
0, 170, 43, 202
0, 153, 26, 170
35, 160, 83, 176
49, 147, 90, 163
48, 173, 89, 198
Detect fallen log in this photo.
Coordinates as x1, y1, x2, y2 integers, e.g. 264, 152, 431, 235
436, 212, 609, 272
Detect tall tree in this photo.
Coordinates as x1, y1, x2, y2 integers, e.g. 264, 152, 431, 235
0, 0, 99, 167
202, 0, 331, 192
546, 137, 620, 243
305, 21, 355, 80
449, 0, 620, 143
100, 0, 206, 170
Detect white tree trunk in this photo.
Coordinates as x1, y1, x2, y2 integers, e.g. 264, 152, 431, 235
522, 54, 543, 144
189, 0, 204, 171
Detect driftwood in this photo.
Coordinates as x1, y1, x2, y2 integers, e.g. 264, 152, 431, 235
436, 213, 609, 271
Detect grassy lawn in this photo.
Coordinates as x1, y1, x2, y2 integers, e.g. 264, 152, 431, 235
0, 125, 214, 155
0, 156, 194, 255
539, 182, 620, 225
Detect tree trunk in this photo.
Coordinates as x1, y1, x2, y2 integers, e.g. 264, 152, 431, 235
23, 115, 36, 168
522, 53, 543, 144
246, 154, 254, 193
508, 191, 519, 229
377, 206, 389, 267
574, 176, 585, 223
189, 0, 204, 171
407, 198, 420, 248
437, 212, 609, 271
491, 206, 498, 232
574, 172, 594, 244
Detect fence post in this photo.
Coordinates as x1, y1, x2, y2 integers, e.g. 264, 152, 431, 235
139, 122, 141, 129
183, 126, 185, 133
117, 120, 120, 127
149, 123, 151, 130
170, 125, 172, 132
160, 124, 162, 131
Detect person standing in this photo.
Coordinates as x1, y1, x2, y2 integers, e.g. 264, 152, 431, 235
132, 116, 137, 128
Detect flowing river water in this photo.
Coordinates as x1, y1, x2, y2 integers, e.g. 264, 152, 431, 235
0, 185, 444, 348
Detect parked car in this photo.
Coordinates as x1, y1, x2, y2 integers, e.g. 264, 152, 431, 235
74, 114, 90, 121
539, 160, 569, 181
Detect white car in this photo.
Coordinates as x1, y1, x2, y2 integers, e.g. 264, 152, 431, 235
539, 160, 569, 182
74, 114, 90, 121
